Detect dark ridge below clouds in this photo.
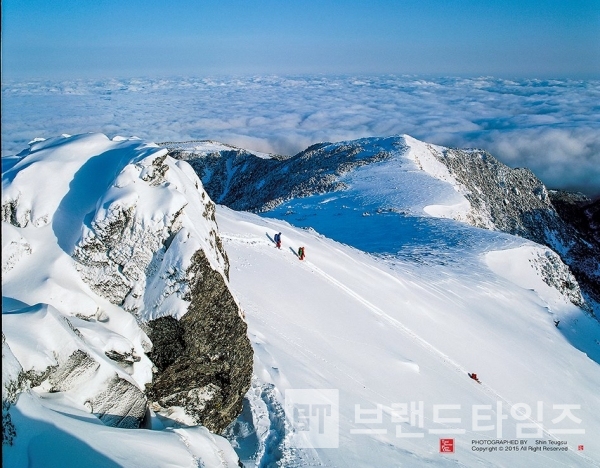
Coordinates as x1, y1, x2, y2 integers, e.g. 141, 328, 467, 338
2, 75, 599, 198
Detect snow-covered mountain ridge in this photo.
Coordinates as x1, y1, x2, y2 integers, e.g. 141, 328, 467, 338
2, 132, 599, 467
2, 133, 251, 466
163, 134, 599, 314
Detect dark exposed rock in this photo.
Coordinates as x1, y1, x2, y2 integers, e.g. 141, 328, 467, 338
147, 316, 186, 372
165, 138, 391, 212
146, 250, 253, 433
1, 199, 25, 228
549, 190, 600, 248
2, 408, 16, 446
2, 334, 23, 446
105, 350, 141, 372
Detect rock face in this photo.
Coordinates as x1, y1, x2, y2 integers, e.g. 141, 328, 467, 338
2, 300, 150, 430
2, 334, 24, 446
420, 146, 600, 314
549, 190, 600, 247
528, 247, 586, 309
146, 250, 253, 432
2, 133, 252, 438
68, 144, 253, 431
164, 139, 391, 212
163, 136, 599, 314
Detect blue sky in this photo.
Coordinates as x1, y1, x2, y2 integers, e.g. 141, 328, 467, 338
2, 0, 599, 79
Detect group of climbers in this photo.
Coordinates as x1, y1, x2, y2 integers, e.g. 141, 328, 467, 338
273, 231, 305, 260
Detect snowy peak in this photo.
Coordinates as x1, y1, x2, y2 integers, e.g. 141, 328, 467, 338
3, 133, 230, 321
2, 133, 143, 228
2, 133, 251, 466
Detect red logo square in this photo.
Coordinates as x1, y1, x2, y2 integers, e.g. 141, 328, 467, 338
578, 445, 584, 451
440, 438, 455, 453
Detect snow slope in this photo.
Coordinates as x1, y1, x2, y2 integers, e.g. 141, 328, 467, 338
167, 133, 598, 321
217, 206, 600, 467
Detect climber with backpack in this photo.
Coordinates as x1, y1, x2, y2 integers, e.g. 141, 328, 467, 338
274, 232, 282, 249
468, 372, 481, 384
298, 246, 305, 260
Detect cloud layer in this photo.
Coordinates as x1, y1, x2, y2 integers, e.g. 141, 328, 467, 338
2, 76, 599, 197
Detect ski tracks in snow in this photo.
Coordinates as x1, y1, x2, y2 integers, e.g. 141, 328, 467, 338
222, 230, 596, 465
302, 259, 596, 465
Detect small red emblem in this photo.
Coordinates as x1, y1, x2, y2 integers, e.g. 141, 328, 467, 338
440, 438, 455, 453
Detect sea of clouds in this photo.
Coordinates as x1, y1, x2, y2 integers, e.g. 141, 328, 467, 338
2, 75, 599, 197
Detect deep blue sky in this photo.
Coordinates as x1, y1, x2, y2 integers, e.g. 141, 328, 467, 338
2, 0, 599, 79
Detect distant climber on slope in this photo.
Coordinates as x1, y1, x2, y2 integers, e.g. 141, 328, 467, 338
468, 372, 481, 383
298, 246, 305, 260
274, 232, 282, 249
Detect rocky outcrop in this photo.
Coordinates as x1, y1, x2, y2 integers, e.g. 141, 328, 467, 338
528, 248, 586, 309
3, 303, 150, 430
88, 376, 148, 429
164, 139, 391, 212
2, 334, 24, 446
146, 250, 253, 432
2, 134, 252, 438
68, 144, 253, 430
549, 190, 600, 247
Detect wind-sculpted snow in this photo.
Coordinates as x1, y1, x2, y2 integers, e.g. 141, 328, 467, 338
1, 133, 249, 466
2, 302, 149, 431
1, 224, 31, 274
486, 245, 586, 309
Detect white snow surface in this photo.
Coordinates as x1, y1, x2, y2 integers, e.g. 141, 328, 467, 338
216, 204, 600, 467
2, 133, 239, 468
